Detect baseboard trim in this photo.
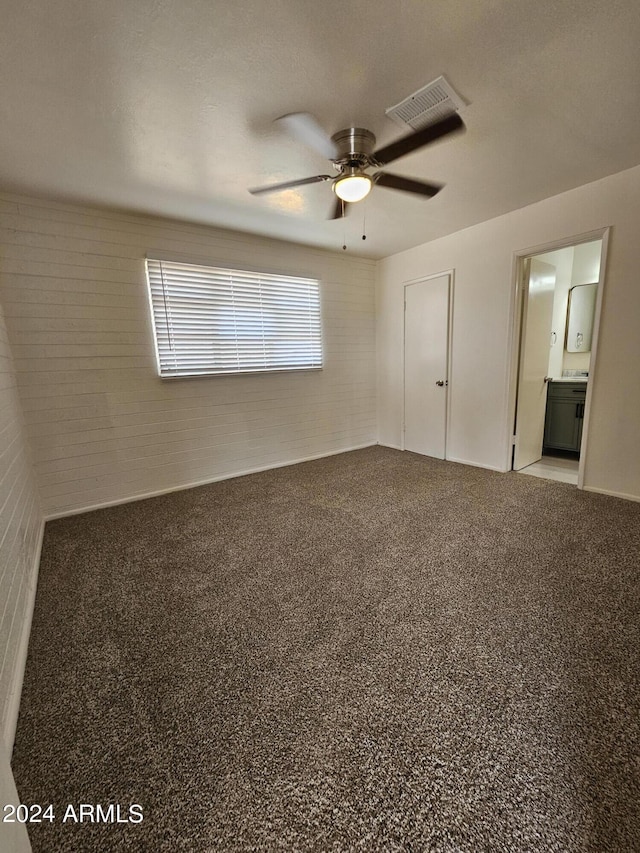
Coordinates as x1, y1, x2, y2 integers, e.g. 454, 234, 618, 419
374, 446, 506, 472
445, 455, 507, 473
4, 517, 45, 755
44, 443, 378, 521
582, 485, 640, 503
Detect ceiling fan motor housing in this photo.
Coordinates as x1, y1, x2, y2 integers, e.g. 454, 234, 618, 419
331, 128, 376, 167
248, 111, 464, 213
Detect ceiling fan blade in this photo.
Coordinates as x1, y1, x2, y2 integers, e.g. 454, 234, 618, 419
374, 173, 443, 197
329, 197, 349, 219
275, 112, 338, 159
249, 174, 332, 195
373, 113, 465, 166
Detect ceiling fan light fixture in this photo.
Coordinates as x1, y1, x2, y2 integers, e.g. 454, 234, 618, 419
332, 170, 372, 203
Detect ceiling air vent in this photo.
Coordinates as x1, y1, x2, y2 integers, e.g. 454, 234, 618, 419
385, 75, 466, 131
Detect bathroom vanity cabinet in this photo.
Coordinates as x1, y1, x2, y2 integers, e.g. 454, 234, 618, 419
543, 381, 587, 453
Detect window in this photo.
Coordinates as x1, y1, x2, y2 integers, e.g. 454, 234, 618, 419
146, 259, 323, 378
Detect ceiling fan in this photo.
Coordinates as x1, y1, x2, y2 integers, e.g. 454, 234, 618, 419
249, 111, 465, 219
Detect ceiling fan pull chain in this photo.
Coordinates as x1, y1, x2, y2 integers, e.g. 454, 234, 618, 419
342, 200, 347, 250
362, 209, 367, 241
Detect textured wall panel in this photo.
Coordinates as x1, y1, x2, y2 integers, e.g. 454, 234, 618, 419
0, 296, 42, 752
0, 194, 377, 517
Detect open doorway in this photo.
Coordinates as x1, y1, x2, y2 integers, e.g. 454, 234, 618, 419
510, 231, 608, 486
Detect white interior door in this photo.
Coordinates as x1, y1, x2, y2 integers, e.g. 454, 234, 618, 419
404, 274, 450, 459
513, 258, 556, 470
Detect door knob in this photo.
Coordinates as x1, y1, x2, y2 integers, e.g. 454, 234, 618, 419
435, 380, 445, 387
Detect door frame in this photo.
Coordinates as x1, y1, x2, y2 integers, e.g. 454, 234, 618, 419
505, 227, 610, 488
402, 269, 455, 456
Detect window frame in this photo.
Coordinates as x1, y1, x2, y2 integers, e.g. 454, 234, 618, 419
145, 257, 324, 380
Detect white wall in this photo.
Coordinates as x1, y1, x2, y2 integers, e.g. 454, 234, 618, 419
533, 246, 574, 380
0, 299, 43, 750
0, 750, 31, 851
533, 240, 601, 378
0, 298, 41, 852
563, 240, 602, 373
0, 194, 377, 518
571, 239, 602, 285
377, 164, 640, 501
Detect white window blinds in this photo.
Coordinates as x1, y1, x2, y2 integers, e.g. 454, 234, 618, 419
146, 259, 323, 378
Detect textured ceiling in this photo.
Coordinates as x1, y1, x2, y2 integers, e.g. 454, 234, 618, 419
2, 0, 640, 258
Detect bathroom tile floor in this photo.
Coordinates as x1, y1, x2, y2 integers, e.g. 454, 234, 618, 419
518, 453, 579, 485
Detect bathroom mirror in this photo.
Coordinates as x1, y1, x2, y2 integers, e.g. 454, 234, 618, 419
566, 283, 597, 352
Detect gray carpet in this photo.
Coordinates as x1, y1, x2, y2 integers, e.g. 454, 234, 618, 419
11, 446, 640, 852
